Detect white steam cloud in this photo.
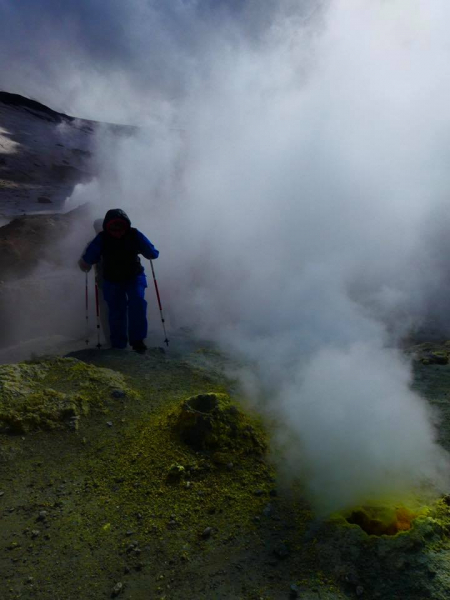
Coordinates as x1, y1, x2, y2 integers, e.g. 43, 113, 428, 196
7, 0, 450, 511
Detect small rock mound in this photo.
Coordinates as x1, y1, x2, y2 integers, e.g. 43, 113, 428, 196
173, 392, 266, 455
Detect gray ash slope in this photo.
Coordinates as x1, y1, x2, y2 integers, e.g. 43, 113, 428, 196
0, 92, 141, 359
0, 91, 136, 218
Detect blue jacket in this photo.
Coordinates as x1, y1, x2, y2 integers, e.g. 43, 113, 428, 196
82, 230, 159, 282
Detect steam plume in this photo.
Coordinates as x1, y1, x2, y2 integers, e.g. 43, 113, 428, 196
3, 0, 450, 511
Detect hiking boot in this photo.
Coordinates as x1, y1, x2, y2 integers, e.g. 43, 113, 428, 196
131, 341, 147, 354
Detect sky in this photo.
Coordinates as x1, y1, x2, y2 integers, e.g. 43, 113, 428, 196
2, 0, 450, 513
0, 0, 318, 121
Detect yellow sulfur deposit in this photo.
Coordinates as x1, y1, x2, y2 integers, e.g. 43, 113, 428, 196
0, 357, 135, 433
345, 505, 417, 536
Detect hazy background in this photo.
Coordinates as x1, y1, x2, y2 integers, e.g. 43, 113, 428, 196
2, 0, 450, 512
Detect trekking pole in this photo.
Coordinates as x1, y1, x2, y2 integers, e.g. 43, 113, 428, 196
85, 271, 89, 346
94, 277, 102, 349
150, 260, 169, 347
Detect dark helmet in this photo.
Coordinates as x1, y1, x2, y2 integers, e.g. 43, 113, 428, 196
103, 209, 131, 238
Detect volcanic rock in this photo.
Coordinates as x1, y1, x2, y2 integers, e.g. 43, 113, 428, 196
173, 392, 266, 453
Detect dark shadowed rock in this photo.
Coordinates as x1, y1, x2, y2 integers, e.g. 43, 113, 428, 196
0, 204, 92, 282
0, 91, 74, 123
273, 541, 289, 559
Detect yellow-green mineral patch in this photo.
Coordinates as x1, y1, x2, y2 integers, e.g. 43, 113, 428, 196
91, 391, 275, 551
407, 341, 450, 365
0, 357, 136, 433
172, 392, 267, 455
344, 505, 418, 536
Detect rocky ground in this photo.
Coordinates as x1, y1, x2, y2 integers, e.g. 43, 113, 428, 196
1, 339, 450, 600
0, 343, 330, 600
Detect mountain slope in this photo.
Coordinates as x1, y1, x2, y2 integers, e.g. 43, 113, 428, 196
0, 92, 98, 218
0, 92, 136, 220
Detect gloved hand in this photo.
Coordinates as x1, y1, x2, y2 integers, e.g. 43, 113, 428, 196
78, 258, 92, 272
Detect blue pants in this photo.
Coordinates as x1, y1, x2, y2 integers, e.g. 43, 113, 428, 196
102, 275, 148, 348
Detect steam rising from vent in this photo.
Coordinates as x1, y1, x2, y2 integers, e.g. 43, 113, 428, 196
276, 343, 447, 513
3, 0, 450, 511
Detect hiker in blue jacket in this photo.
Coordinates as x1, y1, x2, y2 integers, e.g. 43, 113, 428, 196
79, 209, 159, 354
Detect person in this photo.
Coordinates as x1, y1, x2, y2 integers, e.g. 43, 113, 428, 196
79, 209, 159, 353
